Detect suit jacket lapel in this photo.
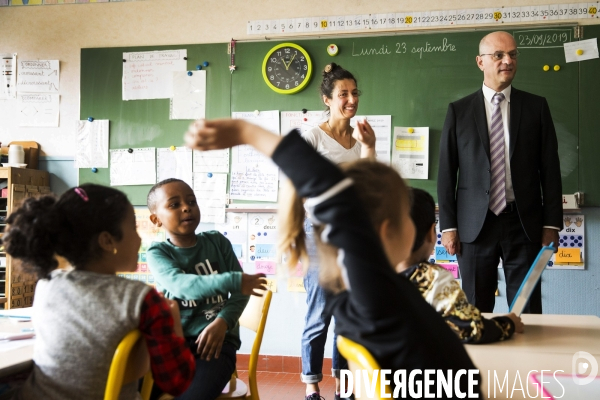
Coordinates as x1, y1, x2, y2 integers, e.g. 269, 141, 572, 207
509, 87, 521, 160
474, 89, 490, 161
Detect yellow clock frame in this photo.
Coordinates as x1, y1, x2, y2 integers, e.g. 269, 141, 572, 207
262, 42, 312, 95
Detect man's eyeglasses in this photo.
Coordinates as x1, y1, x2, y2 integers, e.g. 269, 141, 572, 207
479, 50, 520, 61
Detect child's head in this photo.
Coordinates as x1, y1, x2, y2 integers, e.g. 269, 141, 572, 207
147, 178, 200, 236
279, 160, 415, 293
409, 188, 437, 263
2, 184, 139, 278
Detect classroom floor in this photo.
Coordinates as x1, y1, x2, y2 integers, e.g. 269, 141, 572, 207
237, 370, 337, 400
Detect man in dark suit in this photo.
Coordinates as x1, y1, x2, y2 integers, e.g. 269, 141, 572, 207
437, 31, 563, 313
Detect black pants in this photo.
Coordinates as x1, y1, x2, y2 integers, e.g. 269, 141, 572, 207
457, 208, 542, 313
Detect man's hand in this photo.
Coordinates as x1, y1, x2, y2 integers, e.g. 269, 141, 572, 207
441, 231, 461, 256
195, 318, 228, 361
541, 228, 559, 252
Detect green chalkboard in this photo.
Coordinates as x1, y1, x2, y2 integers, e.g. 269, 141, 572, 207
80, 27, 584, 205
579, 25, 600, 206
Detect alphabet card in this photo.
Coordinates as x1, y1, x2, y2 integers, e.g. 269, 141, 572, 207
548, 214, 585, 270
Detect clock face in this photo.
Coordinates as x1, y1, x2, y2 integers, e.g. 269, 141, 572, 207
262, 43, 312, 94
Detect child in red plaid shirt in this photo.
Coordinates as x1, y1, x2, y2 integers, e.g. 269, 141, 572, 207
2, 184, 195, 400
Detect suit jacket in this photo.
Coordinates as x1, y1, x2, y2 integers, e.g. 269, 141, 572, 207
437, 87, 563, 243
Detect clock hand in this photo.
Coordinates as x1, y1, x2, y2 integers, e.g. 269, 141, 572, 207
281, 57, 291, 70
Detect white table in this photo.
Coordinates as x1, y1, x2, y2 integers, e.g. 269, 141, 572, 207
0, 309, 34, 379
466, 314, 600, 399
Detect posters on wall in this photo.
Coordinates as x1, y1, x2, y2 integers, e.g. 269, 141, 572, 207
122, 49, 187, 101
110, 148, 156, 186
351, 115, 392, 163
16, 60, 59, 93
17, 93, 59, 127
193, 172, 227, 223
156, 147, 193, 187
391, 126, 429, 179
549, 214, 585, 270
75, 119, 109, 168
230, 111, 280, 202
0, 53, 17, 99
170, 70, 206, 120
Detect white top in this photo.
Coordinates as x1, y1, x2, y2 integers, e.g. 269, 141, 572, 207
482, 83, 515, 203
301, 126, 361, 164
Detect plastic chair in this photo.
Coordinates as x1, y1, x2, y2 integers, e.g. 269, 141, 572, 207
336, 335, 390, 400
145, 290, 273, 400
104, 329, 153, 400
217, 289, 272, 400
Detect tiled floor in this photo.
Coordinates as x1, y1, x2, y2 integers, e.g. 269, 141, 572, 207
237, 370, 337, 400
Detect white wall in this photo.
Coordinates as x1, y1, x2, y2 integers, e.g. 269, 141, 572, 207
0, 0, 591, 155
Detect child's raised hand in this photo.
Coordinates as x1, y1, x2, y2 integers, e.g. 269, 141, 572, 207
185, 119, 282, 156
195, 317, 228, 361
507, 312, 525, 333
242, 273, 268, 297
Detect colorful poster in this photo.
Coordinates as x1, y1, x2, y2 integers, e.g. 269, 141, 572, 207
548, 214, 585, 270
391, 127, 429, 179
247, 213, 278, 263
215, 213, 248, 265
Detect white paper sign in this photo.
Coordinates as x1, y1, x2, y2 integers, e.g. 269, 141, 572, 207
194, 172, 228, 223
110, 148, 156, 186
548, 214, 585, 270
193, 149, 230, 173
391, 127, 429, 179
17, 94, 59, 127
215, 213, 248, 264
157, 147, 193, 187
122, 50, 187, 101
170, 70, 206, 119
280, 110, 326, 135
17, 60, 59, 93
1, 53, 17, 99
352, 115, 392, 163
76, 119, 109, 168
564, 38, 599, 63
230, 111, 280, 202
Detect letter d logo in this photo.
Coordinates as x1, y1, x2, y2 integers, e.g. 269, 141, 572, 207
572, 351, 598, 386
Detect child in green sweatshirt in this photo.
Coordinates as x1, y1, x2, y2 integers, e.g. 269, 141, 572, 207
147, 178, 266, 400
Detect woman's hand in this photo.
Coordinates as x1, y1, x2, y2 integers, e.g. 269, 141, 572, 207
354, 119, 376, 159
185, 119, 281, 157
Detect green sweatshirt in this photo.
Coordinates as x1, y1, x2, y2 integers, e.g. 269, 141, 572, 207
147, 231, 249, 349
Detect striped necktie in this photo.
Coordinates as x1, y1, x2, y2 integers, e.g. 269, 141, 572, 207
489, 92, 506, 216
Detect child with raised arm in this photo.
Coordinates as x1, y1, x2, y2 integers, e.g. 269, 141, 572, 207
397, 188, 524, 343
2, 184, 195, 400
185, 120, 482, 398
146, 178, 266, 400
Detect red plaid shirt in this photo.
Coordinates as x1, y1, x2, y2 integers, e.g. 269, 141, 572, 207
139, 288, 195, 396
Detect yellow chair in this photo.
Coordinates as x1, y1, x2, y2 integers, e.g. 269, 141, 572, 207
145, 290, 273, 400
218, 289, 273, 400
104, 329, 153, 400
336, 335, 390, 400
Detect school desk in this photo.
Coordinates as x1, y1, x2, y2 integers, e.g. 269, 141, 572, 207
466, 313, 600, 399
0, 314, 34, 379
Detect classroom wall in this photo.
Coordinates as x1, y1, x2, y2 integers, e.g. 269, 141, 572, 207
2, 0, 600, 359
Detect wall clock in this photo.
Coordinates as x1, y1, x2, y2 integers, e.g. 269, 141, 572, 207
262, 43, 312, 94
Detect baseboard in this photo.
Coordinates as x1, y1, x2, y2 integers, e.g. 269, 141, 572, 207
236, 354, 333, 374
